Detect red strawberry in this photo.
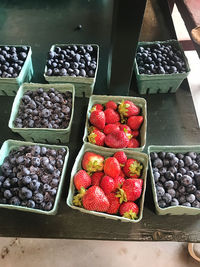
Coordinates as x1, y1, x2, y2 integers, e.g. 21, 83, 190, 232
132, 130, 139, 138
118, 100, 140, 117
119, 124, 132, 139
88, 126, 100, 134
100, 176, 115, 194
104, 108, 120, 124
103, 124, 120, 135
114, 151, 127, 167
89, 110, 105, 130
123, 158, 143, 178
106, 193, 120, 214
91, 171, 104, 186
104, 157, 121, 179
119, 202, 139, 219
90, 103, 103, 112
119, 169, 125, 178
113, 176, 125, 190
116, 178, 143, 202
127, 116, 143, 130
74, 170, 91, 191
115, 122, 122, 127
105, 101, 117, 110
127, 138, 140, 148
82, 152, 104, 173
82, 186, 110, 212
88, 128, 105, 146
105, 130, 129, 148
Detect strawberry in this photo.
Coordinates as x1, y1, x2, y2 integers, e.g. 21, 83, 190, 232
119, 169, 126, 178
82, 186, 110, 212
106, 193, 120, 214
113, 176, 125, 190
132, 130, 139, 138
105, 101, 117, 110
88, 128, 105, 146
104, 108, 120, 124
118, 100, 140, 117
113, 151, 127, 167
88, 126, 100, 134
82, 152, 104, 173
104, 157, 121, 179
89, 110, 105, 130
103, 124, 120, 135
100, 176, 115, 194
119, 124, 132, 139
127, 116, 144, 130
73, 187, 86, 207
105, 130, 129, 148
127, 138, 140, 148
90, 103, 103, 112
91, 171, 104, 186
73, 170, 91, 191
116, 178, 143, 202
123, 158, 143, 178
119, 202, 139, 219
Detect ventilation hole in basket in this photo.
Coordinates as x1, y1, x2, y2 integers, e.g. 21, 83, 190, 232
146, 88, 150, 94
13, 91, 16, 95
168, 87, 172, 93
157, 89, 161, 94
56, 139, 61, 144
45, 139, 48, 143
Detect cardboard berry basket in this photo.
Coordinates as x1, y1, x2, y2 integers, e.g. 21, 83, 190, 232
134, 40, 190, 94
66, 143, 148, 223
148, 145, 200, 215
0, 139, 69, 215
43, 44, 99, 98
0, 45, 33, 96
8, 82, 75, 144
83, 94, 147, 151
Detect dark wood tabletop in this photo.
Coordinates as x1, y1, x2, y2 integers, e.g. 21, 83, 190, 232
0, 0, 200, 242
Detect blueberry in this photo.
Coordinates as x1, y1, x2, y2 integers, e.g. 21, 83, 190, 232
171, 198, 179, 206
178, 185, 186, 194
153, 172, 160, 182
50, 179, 59, 187
173, 181, 179, 190
163, 159, 170, 167
156, 186, 165, 197
190, 163, 198, 171
168, 166, 177, 174
34, 193, 44, 204
44, 202, 53, 211
153, 158, 163, 168
159, 176, 166, 184
43, 184, 51, 191
60, 68, 67, 76
32, 157, 40, 167
170, 157, 179, 166
162, 193, 172, 204
29, 180, 40, 191
186, 152, 197, 160
178, 195, 186, 204
181, 175, 193, 186
9, 196, 21, 206
186, 170, 194, 178
150, 152, 158, 161
165, 171, 175, 180
159, 167, 167, 175
19, 187, 32, 200
158, 152, 165, 159
192, 200, 200, 208
179, 168, 187, 175
164, 180, 174, 189
3, 178, 11, 188
158, 200, 167, 208
79, 69, 86, 77
4, 190, 12, 199
184, 156, 193, 166
27, 199, 35, 208
175, 173, 182, 181
195, 190, 200, 201
186, 194, 195, 203
186, 184, 196, 194
41, 109, 51, 118
178, 159, 184, 168
167, 188, 176, 198
46, 164, 54, 174
182, 202, 191, 207
0, 176, 5, 183
22, 176, 31, 185
88, 70, 94, 77
177, 153, 184, 159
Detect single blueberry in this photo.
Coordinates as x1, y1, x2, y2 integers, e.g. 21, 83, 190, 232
171, 198, 179, 206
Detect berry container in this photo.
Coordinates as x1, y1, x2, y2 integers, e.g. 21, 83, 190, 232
83, 94, 147, 151
43, 44, 99, 98
8, 82, 75, 144
66, 143, 148, 223
148, 145, 200, 215
0, 139, 69, 215
134, 40, 190, 94
0, 45, 33, 96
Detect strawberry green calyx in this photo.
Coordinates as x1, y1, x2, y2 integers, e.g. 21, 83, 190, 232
123, 128, 133, 140
118, 100, 129, 117
123, 211, 138, 220
88, 132, 97, 144
86, 160, 103, 173
116, 188, 127, 204
129, 161, 143, 177
73, 187, 86, 207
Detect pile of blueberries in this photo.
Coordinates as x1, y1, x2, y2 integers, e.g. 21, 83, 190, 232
150, 151, 200, 209
136, 43, 187, 75
0, 145, 67, 211
14, 87, 72, 129
45, 45, 97, 78
0, 46, 29, 78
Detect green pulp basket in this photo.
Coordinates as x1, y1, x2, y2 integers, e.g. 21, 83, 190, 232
0, 139, 69, 215
0, 45, 33, 96
135, 40, 190, 94
83, 94, 147, 151
66, 143, 148, 223
8, 83, 75, 144
44, 44, 99, 97
148, 145, 200, 215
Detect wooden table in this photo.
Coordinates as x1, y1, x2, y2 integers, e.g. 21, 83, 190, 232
0, 0, 200, 242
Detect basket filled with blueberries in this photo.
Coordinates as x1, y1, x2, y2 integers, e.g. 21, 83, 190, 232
8, 83, 75, 144
149, 145, 200, 215
0, 140, 69, 215
134, 40, 190, 94
0, 45, 33, 96
44, 44, 99, 97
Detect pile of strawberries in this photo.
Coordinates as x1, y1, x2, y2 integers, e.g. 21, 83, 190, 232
87, 100, 144, 148
73, 150, 144, 220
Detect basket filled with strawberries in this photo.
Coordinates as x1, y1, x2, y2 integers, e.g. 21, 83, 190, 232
66, 143, 148, 222
83, 95, 147, 151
